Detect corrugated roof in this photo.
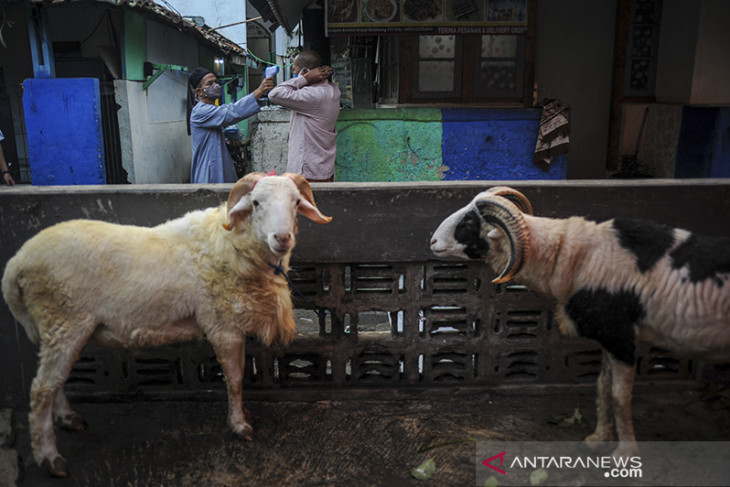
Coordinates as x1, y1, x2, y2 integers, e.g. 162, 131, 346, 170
22, 0, 254, 64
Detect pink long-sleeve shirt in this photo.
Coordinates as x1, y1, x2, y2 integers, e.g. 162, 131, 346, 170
268, 76, 341, 180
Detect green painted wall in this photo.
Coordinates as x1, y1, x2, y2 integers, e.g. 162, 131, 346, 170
335, 108, 445, 182
123, 11, 146, 81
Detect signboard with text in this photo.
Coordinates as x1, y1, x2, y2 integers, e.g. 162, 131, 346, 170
326, 0, 528, 35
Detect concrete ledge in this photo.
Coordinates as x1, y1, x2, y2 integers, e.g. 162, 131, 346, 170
3, 179, 730, 263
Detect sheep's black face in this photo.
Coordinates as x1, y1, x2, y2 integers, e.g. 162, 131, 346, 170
454, 210, 490, 259
431, 207, 490, 260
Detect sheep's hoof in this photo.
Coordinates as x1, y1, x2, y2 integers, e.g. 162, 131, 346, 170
584, 432, 613, 451
233, 423, 254, 441
57, 413, 88, 431
611, 442, 638, 459
41, 455, 69, 478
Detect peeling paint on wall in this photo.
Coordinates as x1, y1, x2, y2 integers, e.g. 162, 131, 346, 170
22, 78, 106, 185
252, 107, 567, 182
442, 108, 567, 180
335, 107, 566, 182
336, 112, 444, 182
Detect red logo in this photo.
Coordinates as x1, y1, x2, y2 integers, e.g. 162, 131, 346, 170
482, 451, 507, 475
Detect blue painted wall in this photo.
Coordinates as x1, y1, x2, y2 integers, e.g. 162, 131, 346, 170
22, 78, 106, 185
676, 106, 730, 178
441, 108, 567, 180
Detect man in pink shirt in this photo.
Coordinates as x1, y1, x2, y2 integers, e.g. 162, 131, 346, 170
268, 50, 341, 182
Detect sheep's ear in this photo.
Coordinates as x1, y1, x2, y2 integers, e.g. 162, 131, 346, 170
283, 172, 333, 224
224, 172, 266, 230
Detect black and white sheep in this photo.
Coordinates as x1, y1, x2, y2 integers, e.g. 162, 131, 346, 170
1, 172, 331, 477
430, 186, 730, 456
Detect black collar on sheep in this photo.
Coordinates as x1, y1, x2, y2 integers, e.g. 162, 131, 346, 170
269, 259, 327, 321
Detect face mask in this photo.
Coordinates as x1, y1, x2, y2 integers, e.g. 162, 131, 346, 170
293, 68, 309, 79
203, 83, 222, 99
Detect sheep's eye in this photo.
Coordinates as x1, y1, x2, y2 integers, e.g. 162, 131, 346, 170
295, 199, 301, 206
253, 200, 260, 207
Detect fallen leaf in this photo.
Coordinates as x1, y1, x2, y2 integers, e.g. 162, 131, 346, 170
548, 407, 584, 427
560, 408, 583, 427
411, 457, 436, 480
483, 475, 499, 487
530, 468, 548, 485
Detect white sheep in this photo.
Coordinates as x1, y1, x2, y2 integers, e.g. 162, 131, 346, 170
1, 172, 331, 477
430, 186, 730, 456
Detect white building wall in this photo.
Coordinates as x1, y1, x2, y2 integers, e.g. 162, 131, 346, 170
115, 79, 192, 183
111, 18, 199, 183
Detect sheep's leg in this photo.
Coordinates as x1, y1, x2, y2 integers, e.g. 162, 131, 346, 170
30, 319, 96, 478
585, 350, 615, 447
53, 389, 87, 431
210, 336, 253, 440
608, 355, 639, 458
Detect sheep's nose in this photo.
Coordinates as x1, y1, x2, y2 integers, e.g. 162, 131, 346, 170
275, 232, 292, 245
430, 237, 438, 247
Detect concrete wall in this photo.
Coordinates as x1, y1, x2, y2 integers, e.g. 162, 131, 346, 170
676, 107, 730, 178
535, 0, 616, 179
690, 0, 730, 104
112, 19, 199, 184
619, 103, 730, 179
22, 78, 106, 185
656, 1, 701, 104
336, 108, 445, 181
250, 108, 291, 174
115, 79, 192, 184
250, 107, 567, 182
442, 108, 567, 180
621, 103, 684, 178
656, 0, 730, 105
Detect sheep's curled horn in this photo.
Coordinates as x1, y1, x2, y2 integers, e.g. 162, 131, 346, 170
476, 187, 533, 284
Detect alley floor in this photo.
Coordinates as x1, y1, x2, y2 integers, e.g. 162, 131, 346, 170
5, 382, 730, 487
